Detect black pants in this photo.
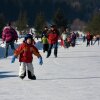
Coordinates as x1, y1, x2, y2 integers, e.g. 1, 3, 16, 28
93, 38, 100, 45
47, 42, 58, 58
87, 40, 90, 46
43, 44, 49, 52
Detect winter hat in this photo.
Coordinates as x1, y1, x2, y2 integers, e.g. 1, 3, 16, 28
24, 34, 33, 41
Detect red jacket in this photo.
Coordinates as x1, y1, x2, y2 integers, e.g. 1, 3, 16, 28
2, 26, 18, 42
47, 30, 59, 44
86, 32, 91, 40
14, 42, 41, 63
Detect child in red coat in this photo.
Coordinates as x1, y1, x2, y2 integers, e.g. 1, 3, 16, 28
11, 34, 43, 80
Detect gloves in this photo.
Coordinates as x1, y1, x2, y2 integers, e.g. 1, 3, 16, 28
38, 56, 43, 65
11, 56, 16, 63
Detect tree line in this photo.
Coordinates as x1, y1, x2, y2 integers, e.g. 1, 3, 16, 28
0, 0, 100, 37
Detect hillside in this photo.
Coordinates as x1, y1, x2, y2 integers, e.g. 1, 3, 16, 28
0, 0, 100, 24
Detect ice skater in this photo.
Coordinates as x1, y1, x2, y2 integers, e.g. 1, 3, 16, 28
11, 34, 43, 80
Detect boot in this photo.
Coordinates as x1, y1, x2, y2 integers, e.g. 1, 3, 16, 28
28, 70, 36, 80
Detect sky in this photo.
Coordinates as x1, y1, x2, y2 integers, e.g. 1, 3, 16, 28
0, 38, 100, 100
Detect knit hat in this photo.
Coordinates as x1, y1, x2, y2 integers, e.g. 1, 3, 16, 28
24, 34, 33, 41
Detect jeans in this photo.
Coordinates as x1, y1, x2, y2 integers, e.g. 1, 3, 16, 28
4, 41, 15, 57
47, 42, 58, 58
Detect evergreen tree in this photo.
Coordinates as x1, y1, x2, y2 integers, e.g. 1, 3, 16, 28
34, 12, 46, 35
86, 11, 100, 34
53, 8, 67, 28
0, 13, 5, 38
16, 11, 28, 33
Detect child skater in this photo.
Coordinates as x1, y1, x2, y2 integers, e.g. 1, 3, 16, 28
41, 35, 49, 53
11, 34, 43, 80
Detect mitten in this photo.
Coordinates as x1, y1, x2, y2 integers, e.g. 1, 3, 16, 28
11, 56, 16, 63
38, 56, 43, 65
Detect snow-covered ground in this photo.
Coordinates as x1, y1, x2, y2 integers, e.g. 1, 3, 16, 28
0, 38, 100, 100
